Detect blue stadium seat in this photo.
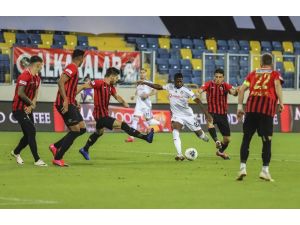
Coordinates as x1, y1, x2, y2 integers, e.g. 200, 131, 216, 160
51, 44, 63, 49
238, 50, 249, 54
170, 38, 181, 49
215, 59, 224, 67
181, 69, 192, 77
261, 41, 272, 52
217, 40, 228, 51
276, 62, 284, 73
53, 35, 66, 46
136, 38, 147, 51
168, 59, 180, 69
192, 49, 204, 59
180, 59, 192, 70
193, 39, 205, 50
272, 41, 282, 51
147, 37, 159, 49
77, 35, 88, 46
126, 36, 136, 44
16, 33, 29, 45
157, 58, 169, 73
183, 76, 192, 83
192, 70, 202, 77
228, 39, 239, 51
181, 39, 193, 49
157, 48, 169, 58
169, 49, 181, 59
29, 34, 42, 44
192, 76, 202, 86
239, 40, 250, 51
0, 32, 4, 43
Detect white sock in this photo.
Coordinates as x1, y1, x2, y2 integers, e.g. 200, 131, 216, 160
240, 163, 246, 170
262, 166, 269, 173
172, 129, 182, 155
200, 131, 206, 139
147, 118, 160, 126
130, 116, 139, 138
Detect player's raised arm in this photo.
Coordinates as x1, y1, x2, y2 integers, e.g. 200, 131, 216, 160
112, 93, 129, 108
77, 82, 92, 95
137, 80, 163, 90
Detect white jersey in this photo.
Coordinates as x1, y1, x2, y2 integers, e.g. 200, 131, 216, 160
163, 83, 196, 117
135, 80, 153, 109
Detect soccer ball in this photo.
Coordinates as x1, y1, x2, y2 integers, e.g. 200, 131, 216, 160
184, 148, 198, 161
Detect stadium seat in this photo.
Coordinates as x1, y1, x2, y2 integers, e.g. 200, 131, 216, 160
29, 34, 42, 45
272, 51, 283, 62
51, 44, 63, 49
157, 48, 169, 58
158, 37, 170, 49
205, 39, 217, 53
180, 48, 192, 59
251, 54, 260, 70
65, 35, 77, 47
0, 46, 10, 55
156, 58, 169, 74
191, 59, 202, 70
283, 61, 295, 73
283, 41, 294, 53
38, 44, 51, 49
180, 59, 192, 70
250, 41, 261, 53
192, 49, 204, 59
239, 40, 250, 51
135, 38, 147, 51
217, 40, 228, 51
272, 41, 282, 51
261, 41, 272, 52
63, 45, 75, 50
181, 39, 193, 49
16, 33, 29, 45
276, 62, 284, 73
171, 38, 181, 49
78, 35, 88, 46
147, 37, 159, 49
168, 59, 180, 69
41, 34, 53, 46
169, 49, 181, 59
4, 32, 16, 45
192, 76, 202, 86
193, 39, 205, 50
53, 35, 66, 46
228, 39, 240, 51
0, 32, 4, 43
157, 90, 169, 103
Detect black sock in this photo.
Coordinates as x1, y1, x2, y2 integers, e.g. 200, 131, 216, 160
262, 136, 271, 166
54, 135, 67, 149
83, 132, 102, 152
220, 142, 229, 153
14, 135, 28, 155
121, 122, 147, 140
55, 131, 81, 160
208, 128, 218, 142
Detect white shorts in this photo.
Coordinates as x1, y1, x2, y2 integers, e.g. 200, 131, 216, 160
133, 106, 153, 120
171, 115, 201, 131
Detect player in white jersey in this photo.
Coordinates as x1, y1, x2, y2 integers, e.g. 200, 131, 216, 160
138, 72, 213, 161
126, 69, 161, 142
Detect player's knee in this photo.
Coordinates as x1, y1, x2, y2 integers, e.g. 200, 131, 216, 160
96, 129, 104, 136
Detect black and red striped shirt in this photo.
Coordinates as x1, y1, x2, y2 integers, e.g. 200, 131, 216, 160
201, 81, 232, 114
90, 80, 116, 119
244, 67, 283, 117
12, 69, 40, 112
55, 63, 78, 106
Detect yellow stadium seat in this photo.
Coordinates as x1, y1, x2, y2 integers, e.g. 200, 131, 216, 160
180, 49, 192, 59
88, 36, 100, 47
157, 90, 169, 103
41, 34, 53, 45
250, 41, 261, 53
251, 54, 261, 70
282, 41, 294, 53
0, 42, 12, 48
3, 32, 16, 44
0, 47, 10, 55
158, 37, 170, 49
205, 39, 217, 53
191, 59, 202, 70
63, 45, 75, 50
283, 61, 295, 73
272, 51, 283, 62
38, 44, 51, 49
5, 73, 11, 83
65, 35, 77, 46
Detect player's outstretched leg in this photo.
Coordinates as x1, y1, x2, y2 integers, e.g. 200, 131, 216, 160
125, 116, 139, 142
120, 122, 154, 143
173, 129, 184, 161
79, 129, 104, 160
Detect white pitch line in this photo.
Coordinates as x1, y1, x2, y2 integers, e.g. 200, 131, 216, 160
0, 197, 58, 205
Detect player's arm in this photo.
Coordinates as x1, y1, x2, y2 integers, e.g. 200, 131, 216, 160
149, 89, 157, 96
193, 97, 213, 125
24, 86, 39, 114
229, 87, 238, 96
77, 82, 92, 95
275, 79, 284, 112
137, 80, 163, 90
18, 86, 34, 107
112, 93, 129, 108
130, 90, 137, 101
57, 73, 70, 114
237, 82, 249, 121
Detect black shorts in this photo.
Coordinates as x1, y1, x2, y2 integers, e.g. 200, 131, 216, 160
13, 110, 34, 126
95, 116, 116, 130
243, 112, 274, 137
211, 113, 230, 136
56, 104, 83, 127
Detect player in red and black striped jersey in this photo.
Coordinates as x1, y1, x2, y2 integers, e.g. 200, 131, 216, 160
49, 49, 87, 167
11, 56, 47, 167
76, 67, 154, 160
199, 68, 238, 160
236, 53, 284, 181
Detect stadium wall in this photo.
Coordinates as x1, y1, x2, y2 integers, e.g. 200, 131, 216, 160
0, 102, 299, 133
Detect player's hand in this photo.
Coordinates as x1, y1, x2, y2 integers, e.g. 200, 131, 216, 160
237, 109, 244, 122
123, 102, 130, 108
76, 102, 81, 111
130, 95, 135, 100
278, 103, 284, 113
205, 113, 213, 124
31, 101, 36, 109
62, 99, 69, 114
24, 106, 32, 114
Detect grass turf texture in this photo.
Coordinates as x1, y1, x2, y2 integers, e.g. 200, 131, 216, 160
0, 132, 299, 208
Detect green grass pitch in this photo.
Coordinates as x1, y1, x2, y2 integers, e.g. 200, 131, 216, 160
0, 131, 300, 208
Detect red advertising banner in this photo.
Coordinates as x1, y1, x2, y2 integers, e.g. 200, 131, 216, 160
53, 104, 172, 133
13, 47, 140, 83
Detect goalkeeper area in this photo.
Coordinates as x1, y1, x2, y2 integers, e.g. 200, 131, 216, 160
0, 132, 299, 209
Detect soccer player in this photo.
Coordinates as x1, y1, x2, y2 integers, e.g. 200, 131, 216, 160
138, 72, 212, 161
77, 67, 154, 160
49, 49, 87, 167
125, 68, 161, 142
199, 68, 238, 160
11, 55, 47, 166
236, 53, 284, 181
